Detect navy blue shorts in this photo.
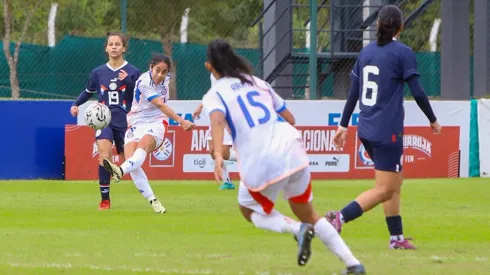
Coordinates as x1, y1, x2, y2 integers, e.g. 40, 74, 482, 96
360, 137, 403, 172
95, 125, 125, 154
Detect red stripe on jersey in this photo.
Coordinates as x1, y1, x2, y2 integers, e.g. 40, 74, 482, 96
248, 189, 274, 214
101, 85, 108, 90
119, 85, 127, 90
288, 182, 312, 204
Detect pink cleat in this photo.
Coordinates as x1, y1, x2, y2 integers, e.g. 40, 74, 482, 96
390, 237, 416, 250
325, 211, 343, 233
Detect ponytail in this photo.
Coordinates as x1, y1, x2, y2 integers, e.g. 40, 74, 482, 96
376, 5, 403, 46
207, 39, 253, 85
376, 17, 398, 46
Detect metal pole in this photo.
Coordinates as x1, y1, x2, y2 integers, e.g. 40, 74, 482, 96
309, 0, 318, 99
258, 22, 264, 79
121, 0, 128, 34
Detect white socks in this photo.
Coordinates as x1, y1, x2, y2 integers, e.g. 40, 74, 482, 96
314, 217, 361, 267
251, 210, 301, 235
121, 148, 147, 174
221, 149, 236, 184
130, 167, 155, 201
249, 212, 360, 267
222, 163, 231, 183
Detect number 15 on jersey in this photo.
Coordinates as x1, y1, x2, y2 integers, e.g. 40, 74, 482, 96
237, 91, 271, 128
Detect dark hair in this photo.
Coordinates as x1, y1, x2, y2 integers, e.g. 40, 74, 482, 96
105, 32, 127, 48
376, 5, 403, 46
207, 39, 253, 85
149, 52, 172, 72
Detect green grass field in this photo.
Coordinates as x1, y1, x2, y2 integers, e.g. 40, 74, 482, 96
1, 179, 489, 275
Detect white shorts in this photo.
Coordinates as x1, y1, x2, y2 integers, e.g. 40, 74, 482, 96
206, 126, 233, 146
125, 121, 168, 149
238, 167, 313, 215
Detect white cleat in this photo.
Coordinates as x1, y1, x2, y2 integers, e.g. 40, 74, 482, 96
103, 158, 123, 182
151, 199, 167, 214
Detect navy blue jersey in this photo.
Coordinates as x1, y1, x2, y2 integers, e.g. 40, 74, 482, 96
85, 62, 140, 129
352, 40, 418, 141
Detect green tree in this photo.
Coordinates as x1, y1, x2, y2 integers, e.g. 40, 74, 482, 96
400, 0, 442, 52
187, 0, 263, 47
125, 0, 239, 99
2, 0, 43, 98
55, 0, 119, 38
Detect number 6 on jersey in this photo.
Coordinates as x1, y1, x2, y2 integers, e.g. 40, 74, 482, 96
361, 65, 379, 107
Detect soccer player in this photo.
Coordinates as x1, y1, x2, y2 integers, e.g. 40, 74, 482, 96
192, 74, 236, 190
102, 53, 195, 213
325, 5, 441, 250
203, 39, 365, 274
70, 32, 140, 210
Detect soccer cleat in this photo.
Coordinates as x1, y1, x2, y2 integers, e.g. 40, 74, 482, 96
341, 264, 366, 274
150, 199, 167, 214
218, 181, 235, 190
325, 211, 343, 233
103, 158, 123, 182
390, 238, 416, 250
295, 223, 315, 266
98, 200, 110, 210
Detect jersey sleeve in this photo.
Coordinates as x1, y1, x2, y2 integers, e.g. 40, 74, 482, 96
401, 48, 420, 80
266, 82, 286, 113
138, 82, 159, 102
163, 74, 171, 103
202, 91, 226, 116
351, 59, 360, 79
85, 70, 98, 93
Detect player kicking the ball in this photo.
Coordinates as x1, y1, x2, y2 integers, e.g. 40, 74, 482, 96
103, 53, 195, 213
203, 39, 365, 274
193, 73, 236, 190
325, 5, 441, 249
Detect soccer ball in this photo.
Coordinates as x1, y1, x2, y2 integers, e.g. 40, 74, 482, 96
84, 103, 111, 130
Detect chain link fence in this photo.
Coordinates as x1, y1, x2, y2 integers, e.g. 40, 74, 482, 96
0, 0, 478, 100
295, 0, 444, 99
0, 0, 263, 100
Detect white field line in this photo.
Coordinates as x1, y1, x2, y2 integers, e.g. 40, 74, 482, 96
8, 262, 215, 274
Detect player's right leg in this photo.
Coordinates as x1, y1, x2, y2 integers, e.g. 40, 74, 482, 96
104, 123, 166, 213
95, 128, 115, 210
382, 172, 415, 249
286, 168, 365, 274
237, 182, 311, 264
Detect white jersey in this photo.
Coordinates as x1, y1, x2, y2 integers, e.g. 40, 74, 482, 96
127, 71, 170, 127
210, 73, 218, 86
202, 75, 309, 191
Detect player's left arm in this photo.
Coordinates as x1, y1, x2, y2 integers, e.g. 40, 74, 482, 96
203, 92, 226, 157
402, 49, 437, 123
339, 62, 361, 130
266, 83, 296, 125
